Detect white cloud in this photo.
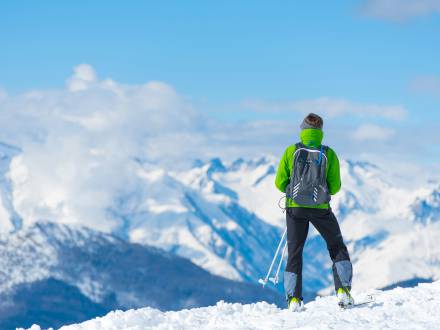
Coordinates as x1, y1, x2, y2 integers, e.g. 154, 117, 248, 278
0, 64, 436, 235
361, 0, 440, 21
242, 97, 407, 121
410, 75, 440, 96
1, 65, 206, 232
66, 64, 98, 92
352, 123, 395, 141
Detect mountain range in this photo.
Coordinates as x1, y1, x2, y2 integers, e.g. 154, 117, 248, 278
0, 141, 439, 328
0, 222, 283, 329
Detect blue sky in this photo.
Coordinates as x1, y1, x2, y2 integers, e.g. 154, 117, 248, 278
0, 0, 439, 168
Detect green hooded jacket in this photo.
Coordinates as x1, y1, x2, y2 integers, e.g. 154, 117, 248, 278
274, 128, 341, 209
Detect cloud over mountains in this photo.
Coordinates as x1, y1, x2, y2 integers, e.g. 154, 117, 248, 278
0, 64, 438, 233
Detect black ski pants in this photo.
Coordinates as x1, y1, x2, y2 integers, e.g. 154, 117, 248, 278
284, 207, 352, 300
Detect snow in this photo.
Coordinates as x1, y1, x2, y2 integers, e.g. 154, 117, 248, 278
176, 157, 440, 294
1, 65, 439, 329
2, 137, 440, 298
24, 281, 439, 330
0, 221, 284, 330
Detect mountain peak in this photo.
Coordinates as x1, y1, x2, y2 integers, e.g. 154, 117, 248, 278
207, 157, 227, 174
412, 185, 440, 224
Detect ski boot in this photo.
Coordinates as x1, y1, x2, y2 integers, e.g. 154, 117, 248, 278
337, 287, 354, 309
287, 296, 304, 312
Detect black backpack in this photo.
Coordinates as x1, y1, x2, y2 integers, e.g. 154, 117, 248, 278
285, 143, 331, 206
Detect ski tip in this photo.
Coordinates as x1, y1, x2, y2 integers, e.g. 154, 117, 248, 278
339, 297, 375, 309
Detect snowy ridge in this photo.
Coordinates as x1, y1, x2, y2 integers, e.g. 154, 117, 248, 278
173, 157, 440, 294
0, 222, 283, 328
0, 221, 119, 300
32, 281, 439, 330
108, 159, 282, 283
0, 221, 282, 306
412, 186, 440, 225
1, 142, 440, 296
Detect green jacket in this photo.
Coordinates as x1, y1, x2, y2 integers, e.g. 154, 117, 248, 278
275, 128, 341, 209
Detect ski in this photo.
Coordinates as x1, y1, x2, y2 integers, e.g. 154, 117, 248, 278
339, 294, 376, 309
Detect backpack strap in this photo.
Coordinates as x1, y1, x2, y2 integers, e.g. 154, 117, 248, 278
322, 145, 329, 156
294, 142, 307, 163
317, 145, 329, 165
316, 145, 325, 165
293, 142, 302, 159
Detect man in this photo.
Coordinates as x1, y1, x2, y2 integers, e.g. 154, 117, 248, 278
275, 113, 353, 311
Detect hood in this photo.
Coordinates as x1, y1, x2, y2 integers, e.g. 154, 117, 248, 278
300, 128, 323, 147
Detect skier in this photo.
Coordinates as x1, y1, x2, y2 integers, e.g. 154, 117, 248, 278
275, 113, 353, 311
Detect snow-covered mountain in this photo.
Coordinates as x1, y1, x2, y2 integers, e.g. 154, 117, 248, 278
109, 157, 282, 283
1, 140, 440, 302
136, 156, 440, 295
33, 281, 440, 330
0, 221, 283, 329
185, 157, 440, 294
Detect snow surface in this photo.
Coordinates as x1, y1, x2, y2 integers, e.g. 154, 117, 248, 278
23, 281, 440, 330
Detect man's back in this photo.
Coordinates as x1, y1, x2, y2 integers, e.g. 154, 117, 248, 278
275, 126, 341, 209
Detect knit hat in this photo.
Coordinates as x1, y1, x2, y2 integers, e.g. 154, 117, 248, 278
300, 113, 323, 130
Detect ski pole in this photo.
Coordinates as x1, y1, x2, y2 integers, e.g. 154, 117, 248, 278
270, 239, 287, 284
259, 228, 287, 287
